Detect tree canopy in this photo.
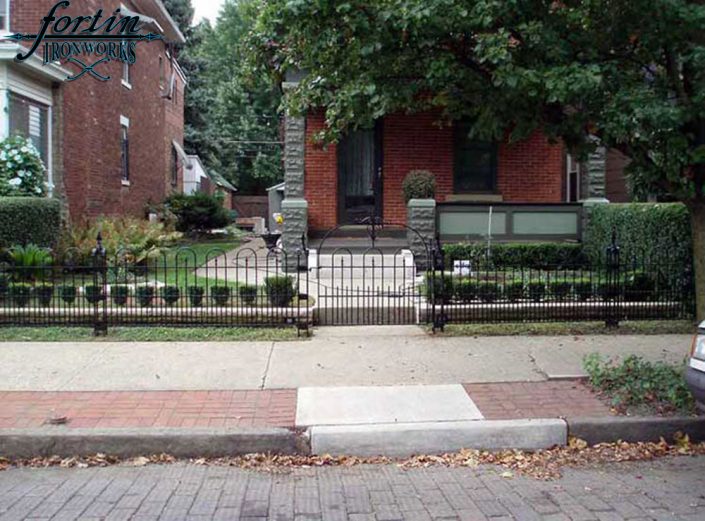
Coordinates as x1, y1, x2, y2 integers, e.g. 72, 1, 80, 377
168, 0, 284, 194
247, 0, 705, 202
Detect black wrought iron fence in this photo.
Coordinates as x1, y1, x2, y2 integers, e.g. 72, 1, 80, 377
428, 239, 695, 331
0, 239, 312, 335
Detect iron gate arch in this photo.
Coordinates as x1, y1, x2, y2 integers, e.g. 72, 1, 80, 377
312, 216, 434, 326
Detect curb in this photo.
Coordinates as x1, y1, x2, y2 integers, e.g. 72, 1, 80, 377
0, 427, 309, 459
567, 416, 705, 445
310, 420, 568, 458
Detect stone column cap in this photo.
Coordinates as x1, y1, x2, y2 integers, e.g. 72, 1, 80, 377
282, 198, 309, 209
407, 198, 437, 208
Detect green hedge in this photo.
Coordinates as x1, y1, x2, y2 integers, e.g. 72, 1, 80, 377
0, 197, 62, 249
583, 203, 691, 266
443, 242, 587, 270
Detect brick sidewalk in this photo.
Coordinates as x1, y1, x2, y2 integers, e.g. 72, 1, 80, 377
0, 390, 297, 430
0, 380, 612, 431
464, 380, 614, 420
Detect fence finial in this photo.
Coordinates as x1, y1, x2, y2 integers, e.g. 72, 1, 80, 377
92, 232, 106, 257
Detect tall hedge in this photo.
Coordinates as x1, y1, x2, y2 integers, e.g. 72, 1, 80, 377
583, 203, 691, 265
0, 197, 62, 249
444, 242, 587, 269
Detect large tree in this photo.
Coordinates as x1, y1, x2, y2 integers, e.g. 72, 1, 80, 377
162, 0, 195, 36
247, 0, 705, 318
179, 0, 283, 194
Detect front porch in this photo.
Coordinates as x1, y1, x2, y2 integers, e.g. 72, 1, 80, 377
278, 110, 610, 255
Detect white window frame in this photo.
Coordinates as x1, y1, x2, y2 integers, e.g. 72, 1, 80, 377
4, 89, 54, 196
122, 60, 132, 89
120, 115, 130, 186
0, 0, 10, 34
566, 154, 581, 202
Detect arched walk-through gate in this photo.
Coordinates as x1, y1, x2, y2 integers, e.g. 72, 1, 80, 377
310, 217, 433, 326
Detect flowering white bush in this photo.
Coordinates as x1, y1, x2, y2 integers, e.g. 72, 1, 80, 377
0, 136, 47, 197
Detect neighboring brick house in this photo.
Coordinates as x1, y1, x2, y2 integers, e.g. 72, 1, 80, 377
279, 75, 613, 252
0, 0, 187, 220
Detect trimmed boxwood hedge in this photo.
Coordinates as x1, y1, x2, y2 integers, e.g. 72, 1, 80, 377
0, 197, 62, 249
583, 203, 691, 266
443, 242, 587, 270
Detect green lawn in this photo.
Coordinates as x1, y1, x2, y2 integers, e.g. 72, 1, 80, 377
0, 326, 304, 342
154, 239, 242, 288
430, 320, 696, 337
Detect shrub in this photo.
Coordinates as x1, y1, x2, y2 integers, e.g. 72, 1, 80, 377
161, 286, 181, 306
239, 285, 258, 306
527, 281, 546, 303
35, 285, 53, 307
598, 280, 622, 301
0, 197, 62, 249
453, 280, 477, 302
265, 276, 296, 307
574, 280, 594, 302
504, 281, 525, 302
0, 136, 47, 197
165, 192, 231, 233
625, 273, 656, 302
188, 286, 205, 307
7, 244, 53, 281
211, 286, 231, 306
402, 170, 436, 203
0, 274, 8, 297
112, 285, 130, 306
425, 274, 454, 302
583, 203, 691, 268
550, 280, 572, 301
57, 217, 180, 265
477, 281, 501, 303
9, 283, 31, 307
444, 242, 587, 270
136, 286, 155, 307
84, 285, 104, 304
584, 353, 694, 414
59, 285, 77, 305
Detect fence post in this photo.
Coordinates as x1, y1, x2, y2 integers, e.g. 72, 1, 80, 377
92, 233, 108, 337
431, 234, 447, 333
605, 230, 621, 328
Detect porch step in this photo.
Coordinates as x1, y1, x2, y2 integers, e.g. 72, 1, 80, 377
309, 237, 410, 254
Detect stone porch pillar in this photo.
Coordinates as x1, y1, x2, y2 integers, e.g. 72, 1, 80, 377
407, 199, 436, 271
281, 106, 308, 270
581, 141, 610, 241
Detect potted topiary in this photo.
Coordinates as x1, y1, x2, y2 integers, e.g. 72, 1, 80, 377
265, 276, 296, 307
211, 286, 231, 306
36, 285, 54, 307
112, 285, 130, 306
9, 283, 32, 308
136, 286, 155, 307
188, 286, 205, 307
402, 170, 436, 203
59, 285, 77, 305
238, 285, 258, 306
161, 286, 181, 306
84, 285, 105, 304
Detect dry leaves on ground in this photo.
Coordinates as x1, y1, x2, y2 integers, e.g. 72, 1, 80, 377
2, 434, 704, 480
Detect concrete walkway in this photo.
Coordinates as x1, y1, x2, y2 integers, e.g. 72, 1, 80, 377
0, 327, 690, 391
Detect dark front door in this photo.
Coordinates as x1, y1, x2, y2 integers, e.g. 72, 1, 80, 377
338, 124, 382, 224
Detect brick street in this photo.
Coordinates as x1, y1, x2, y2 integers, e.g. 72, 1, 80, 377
0, 457, 703, 520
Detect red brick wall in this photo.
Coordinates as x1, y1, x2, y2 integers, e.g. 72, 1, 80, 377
304, 112, 338, 229
10, 0, 185, 221
305, 111, 565, 229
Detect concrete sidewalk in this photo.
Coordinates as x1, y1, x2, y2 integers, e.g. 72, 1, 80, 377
0, 327, 689, 391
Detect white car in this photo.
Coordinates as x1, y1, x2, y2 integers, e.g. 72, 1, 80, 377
686, 321, 705, 410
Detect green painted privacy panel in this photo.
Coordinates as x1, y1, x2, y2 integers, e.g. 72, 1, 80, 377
513, 212, 579, 235
439, 212, 507, 236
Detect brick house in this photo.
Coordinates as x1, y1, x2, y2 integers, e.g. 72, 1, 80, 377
0, 0, 187, 220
